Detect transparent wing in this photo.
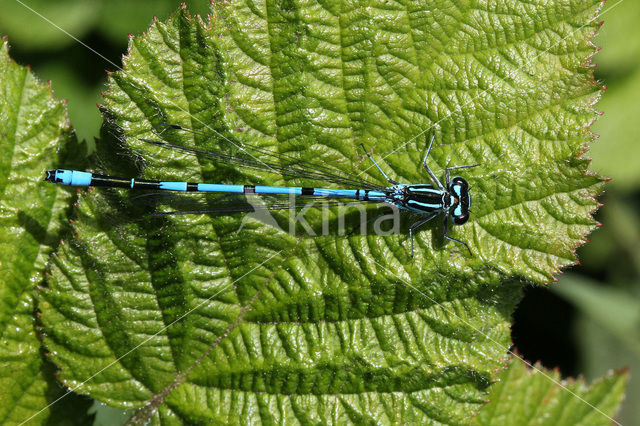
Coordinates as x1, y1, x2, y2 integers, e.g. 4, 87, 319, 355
139, 128, 383, 191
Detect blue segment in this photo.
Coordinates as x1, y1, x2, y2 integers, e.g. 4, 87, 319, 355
131, 179, 135, 188
255, 186, 302, 195
53, 169, 72, 185
56, 169, 92, 186
365, 190, 388, 201
453, 205, 462, 217
159, 181, 188, 191
197, 183, 244, 193
313, 188, 356, 198
452, 185, 462, 198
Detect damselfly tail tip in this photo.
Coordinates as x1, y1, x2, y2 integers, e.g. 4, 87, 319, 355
44, 170, 57, 182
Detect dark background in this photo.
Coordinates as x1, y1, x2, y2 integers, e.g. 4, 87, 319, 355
1, 0, 637, 423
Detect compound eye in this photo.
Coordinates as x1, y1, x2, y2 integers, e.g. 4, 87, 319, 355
453, 212, 469, 225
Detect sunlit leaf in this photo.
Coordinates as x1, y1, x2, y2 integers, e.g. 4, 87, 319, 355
474, 357, 627, 426
39, 1, 606, 422
0, 39, 92, 425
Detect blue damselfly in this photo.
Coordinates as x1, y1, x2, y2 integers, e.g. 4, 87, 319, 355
45, 126, 476, 255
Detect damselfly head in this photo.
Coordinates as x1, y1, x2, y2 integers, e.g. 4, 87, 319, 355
449, 176, 470, 225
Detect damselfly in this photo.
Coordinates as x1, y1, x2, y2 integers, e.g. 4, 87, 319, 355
45, 127, 477, 255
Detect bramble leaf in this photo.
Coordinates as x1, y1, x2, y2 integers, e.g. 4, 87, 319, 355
0, 39, 92, 425
39, 1, 607, 423
474, 357, 627, 426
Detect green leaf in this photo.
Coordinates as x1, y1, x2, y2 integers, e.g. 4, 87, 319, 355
0, 39, 92, 424
552, 273, 640, 356
554, 273, 640, 425
473, 357, 627, 425
573, 304, 639, 425
39, 1, 605, 423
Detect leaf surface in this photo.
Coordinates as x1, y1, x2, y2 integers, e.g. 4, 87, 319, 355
474, 357, 627, 426
39, 1, 605, 423
0, 39, 92, 425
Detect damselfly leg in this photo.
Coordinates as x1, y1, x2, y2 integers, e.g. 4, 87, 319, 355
422, 133, 445, 191
409, 212, 438, 257
445, 164, 478, 188
443, 215, 472, 255
360, 144, 399, 185
422, 132, 477, 256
